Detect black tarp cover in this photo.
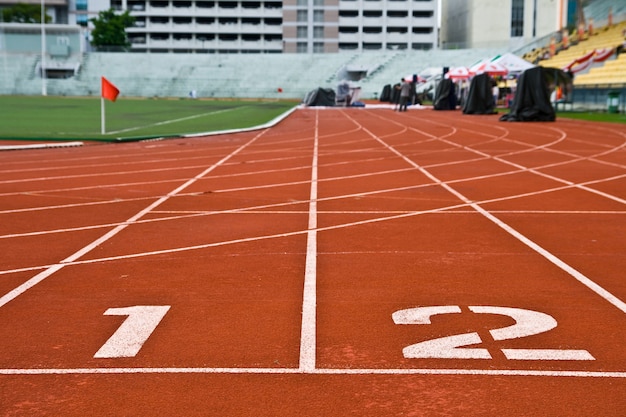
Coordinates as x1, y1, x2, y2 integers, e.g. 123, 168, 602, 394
303, 88, 336, 106
433, 79, 456, 110
379, 84, 392, 102
462, 73, 496, 115
499, 67, 556, 122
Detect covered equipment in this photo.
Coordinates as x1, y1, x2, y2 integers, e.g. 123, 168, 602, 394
433, 78, 456, 110
462, 73, 496, 115
303, 88, 336, 107
499, 67, 561, 122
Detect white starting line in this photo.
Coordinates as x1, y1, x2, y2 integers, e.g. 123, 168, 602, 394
1, 366, 625, 378
0, 141, 83, 151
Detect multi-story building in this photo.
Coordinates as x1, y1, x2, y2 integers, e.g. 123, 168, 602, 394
441, 0, 571, 50
7, 0, 437, 53
115, 0, 439, 53
0, 0, 69, 23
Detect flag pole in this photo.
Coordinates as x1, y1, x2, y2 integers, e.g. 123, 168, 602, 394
41, 0, 47, 96
101, 97, 106, 135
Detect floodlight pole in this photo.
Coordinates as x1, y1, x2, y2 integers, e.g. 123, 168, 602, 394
41, 0, 47, 96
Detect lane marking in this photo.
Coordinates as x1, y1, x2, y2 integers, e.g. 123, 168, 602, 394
3, 180, 625, 276
0, 130, 268, 309
0, 367, 624, 378
299, 110, 319, 372
0, 142, 83, 151
393, 306, 594, 361
344, 111, 626, 315
107, 108, 239, 135
94, 306, 170, 359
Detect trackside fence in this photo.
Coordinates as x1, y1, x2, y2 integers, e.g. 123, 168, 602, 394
569, 86, 626, 113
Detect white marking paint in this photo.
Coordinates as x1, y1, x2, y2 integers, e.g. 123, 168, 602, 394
392, 305, 462, 324
403, 332, 492, 360
0, 130, 268, 308
0, 367, 624, 378
0, 142, 83, 151
342, 111, 626, 315
107, 108, 238, 135
501, 349, 595, 361
299, 110, 319, 372
393, 305, 594, 361
469, 306, 557, 341
94, 306, 170, 358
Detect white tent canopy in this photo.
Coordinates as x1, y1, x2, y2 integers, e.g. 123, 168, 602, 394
491, 53, 535, 74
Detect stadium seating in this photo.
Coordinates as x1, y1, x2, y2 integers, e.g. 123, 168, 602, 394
584, 0, 626, 27
1, 48, 502, 100
573, 53, 626, 86
538, 20, 626, 70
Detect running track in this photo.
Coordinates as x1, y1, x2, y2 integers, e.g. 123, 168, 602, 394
1, 108, 625, 416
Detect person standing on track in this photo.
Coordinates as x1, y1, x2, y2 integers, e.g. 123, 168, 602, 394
398, 79, 411, 112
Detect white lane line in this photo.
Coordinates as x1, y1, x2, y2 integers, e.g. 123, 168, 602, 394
0, 367, 624, 378
299, 110, 319, 372
0, 142, 83, 151
107, 108, 238, 135
0, 163, 220, 185
348, 111, 626, 315
4, 176, 626, 277
0, 130, 268, 309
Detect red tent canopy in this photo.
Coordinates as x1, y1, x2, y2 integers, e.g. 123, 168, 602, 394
469, 60, 509, 76
446, 66, 472, 81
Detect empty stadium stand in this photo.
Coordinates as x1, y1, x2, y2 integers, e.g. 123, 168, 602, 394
537, 20, 626, 71
0, 48, 502, 100
573, 53, 626, 86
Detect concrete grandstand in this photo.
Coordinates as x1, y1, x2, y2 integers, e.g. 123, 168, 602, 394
0, 48, 502, 100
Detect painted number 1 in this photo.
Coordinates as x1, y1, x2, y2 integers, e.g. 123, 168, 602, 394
94, 305, 170, 359
392, 305, 594, 361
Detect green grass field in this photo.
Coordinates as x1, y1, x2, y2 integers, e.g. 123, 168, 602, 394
0, 96, 623, 143
0, 96, 298, 142
555, 110, 626, 124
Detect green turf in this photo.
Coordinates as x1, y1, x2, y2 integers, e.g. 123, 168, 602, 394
0, 96, 298, 142
1, 96, 622, 143
555, 110, 626, 124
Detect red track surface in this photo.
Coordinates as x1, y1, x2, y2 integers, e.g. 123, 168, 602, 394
1, 108, 625, 416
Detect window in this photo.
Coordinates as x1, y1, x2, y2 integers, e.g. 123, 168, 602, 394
339, 10, 358, 17
297, 10, 308, 22
313, 42, 324, 52
363, 26, 382, 34
363, 10, 382, 18
511, 0, 524, 37
412, 11, 433, 18
339, 26, 358, 34
313, 26, 324, 38
76, 0, 88, 11
297, 26, 308, 38
76, 14, 89, 26
297, 42, 308, 53
412, 27, 432, 34
314, 10, 324, 22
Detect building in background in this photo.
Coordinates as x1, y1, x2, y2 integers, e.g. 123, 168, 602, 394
1, 0, 439, 53
6, 0, 620, 54
440, 0, 569, 50
0, 0, 69, 23
118, 0, 439, 53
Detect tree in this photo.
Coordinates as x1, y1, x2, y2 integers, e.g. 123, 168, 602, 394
2, 3, 51, 24
90, 9, 135, 51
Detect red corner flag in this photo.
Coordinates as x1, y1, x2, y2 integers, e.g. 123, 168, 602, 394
101, 76, 120, 102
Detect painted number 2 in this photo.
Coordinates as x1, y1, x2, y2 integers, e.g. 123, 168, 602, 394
94, 305, 170, 359
392, 306, 594, 361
